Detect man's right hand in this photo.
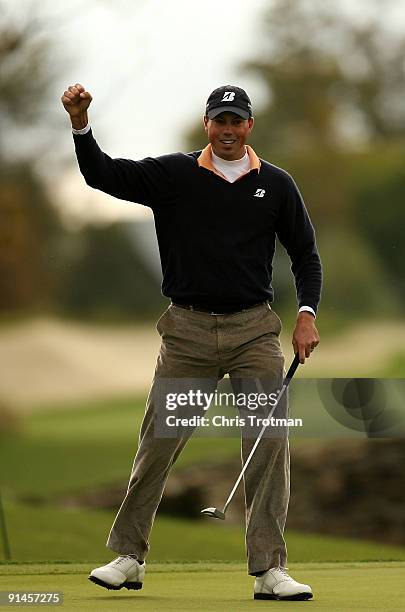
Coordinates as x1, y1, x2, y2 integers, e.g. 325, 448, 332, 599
61, 83, 92, 130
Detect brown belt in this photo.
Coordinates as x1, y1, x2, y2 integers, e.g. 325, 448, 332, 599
171, 301, 267, 315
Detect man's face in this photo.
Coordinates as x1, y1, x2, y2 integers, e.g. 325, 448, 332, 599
203, 112, 254, 161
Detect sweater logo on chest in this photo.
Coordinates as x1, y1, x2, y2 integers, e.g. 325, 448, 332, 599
254, 188, 266, 198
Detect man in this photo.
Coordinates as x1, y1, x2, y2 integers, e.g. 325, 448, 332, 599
61, 83, 321, 601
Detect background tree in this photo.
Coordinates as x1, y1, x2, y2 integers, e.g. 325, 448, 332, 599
0, 1, 161, 320
245, 0, 405, 153
0, 1, 61, 163
0, 163, 63, 313
60, 223, 164, 321
0, 2, 65, 314
186, 0, 405, 156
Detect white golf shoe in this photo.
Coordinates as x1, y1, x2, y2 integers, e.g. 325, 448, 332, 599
89, 556, 145, 591
254, 566, 313, 600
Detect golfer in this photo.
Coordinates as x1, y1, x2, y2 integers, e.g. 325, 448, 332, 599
62, 83, 322, 601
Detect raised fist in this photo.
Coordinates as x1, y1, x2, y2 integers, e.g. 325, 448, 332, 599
61, 83, 92, 117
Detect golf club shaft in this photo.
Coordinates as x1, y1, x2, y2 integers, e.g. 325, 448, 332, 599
222, 354, 300, 514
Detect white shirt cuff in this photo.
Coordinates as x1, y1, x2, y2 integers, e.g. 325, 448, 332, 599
72, 124, 91, 135
298, 305, 316, 318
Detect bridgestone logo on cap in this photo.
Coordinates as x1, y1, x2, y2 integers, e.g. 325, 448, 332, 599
221, 92, 236, 102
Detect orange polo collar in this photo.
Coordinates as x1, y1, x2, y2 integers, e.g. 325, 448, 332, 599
197, 143, 261, 181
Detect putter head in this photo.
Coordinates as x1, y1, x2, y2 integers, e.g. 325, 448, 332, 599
200, 507, 226, 520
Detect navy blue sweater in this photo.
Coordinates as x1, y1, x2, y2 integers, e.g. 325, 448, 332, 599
73, 130, 322, 313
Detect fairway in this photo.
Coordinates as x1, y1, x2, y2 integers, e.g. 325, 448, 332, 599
1, 562, 404, 611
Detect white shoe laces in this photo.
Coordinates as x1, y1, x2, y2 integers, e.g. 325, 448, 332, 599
273, 566, 291, 579
111, 555, 136, 566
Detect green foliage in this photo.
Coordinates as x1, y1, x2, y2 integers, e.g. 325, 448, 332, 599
0, 5, 69, 317
0, 0, 72, 199
0, 4, 166, 322
316, 227, 400, 321
0, 2, 57, 157
244, 0, 405, 153
0, 163, 65, 314
351, 144, 405, 298
59, 223, 164, 321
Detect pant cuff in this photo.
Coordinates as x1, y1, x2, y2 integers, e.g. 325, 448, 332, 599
106, 536, 145, 559
248, 551, 287, 575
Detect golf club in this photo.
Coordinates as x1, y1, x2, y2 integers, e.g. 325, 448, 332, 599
201, 353, 300, 520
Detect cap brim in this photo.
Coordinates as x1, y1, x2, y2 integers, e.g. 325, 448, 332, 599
207, 106, 250, 120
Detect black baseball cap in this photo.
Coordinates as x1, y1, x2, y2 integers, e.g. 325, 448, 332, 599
205, 85, 253, 120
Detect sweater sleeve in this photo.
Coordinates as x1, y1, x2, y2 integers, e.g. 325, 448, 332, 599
72, 129, 175, 208
275, 174, 323, 314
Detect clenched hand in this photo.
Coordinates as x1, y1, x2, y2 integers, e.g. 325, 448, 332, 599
61, 83, 92, 129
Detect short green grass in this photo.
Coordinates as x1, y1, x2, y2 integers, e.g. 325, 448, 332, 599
2, 502, 405, 564
0, 397, 240, 499
4, 386, 401, 500
2, 392, 405, 612
1, 562, 405, 611
379, 351, 405, 377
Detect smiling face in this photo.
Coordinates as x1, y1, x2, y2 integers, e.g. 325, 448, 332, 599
203, 112, 254, 161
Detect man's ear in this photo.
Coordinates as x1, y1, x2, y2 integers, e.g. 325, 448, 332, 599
203, 115, 209, 132
248, 117, 254, 133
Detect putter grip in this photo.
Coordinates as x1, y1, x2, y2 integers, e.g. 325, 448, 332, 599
284, 353, 300, 386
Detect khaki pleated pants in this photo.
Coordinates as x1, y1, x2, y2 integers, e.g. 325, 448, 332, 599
106, 301, 289, 574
